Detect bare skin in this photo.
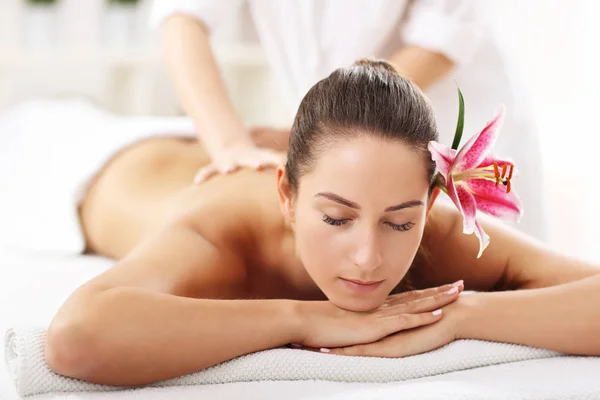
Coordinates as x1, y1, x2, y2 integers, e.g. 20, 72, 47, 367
46, 134, 600, 386
79, 136, 317, 299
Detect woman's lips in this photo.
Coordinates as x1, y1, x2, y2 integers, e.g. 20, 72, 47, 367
340, 277, 384, 293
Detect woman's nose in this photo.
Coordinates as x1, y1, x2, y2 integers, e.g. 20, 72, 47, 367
352, 232, 383, 272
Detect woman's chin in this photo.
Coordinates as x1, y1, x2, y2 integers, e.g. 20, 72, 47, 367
327, 294, 385, 312
321, 278, 391, 312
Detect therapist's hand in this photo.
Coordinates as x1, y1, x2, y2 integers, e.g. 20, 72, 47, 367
194, 142, 285, 184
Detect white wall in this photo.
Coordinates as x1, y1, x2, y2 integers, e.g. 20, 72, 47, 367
0, 0, 288, 124
488, 0, 600, 261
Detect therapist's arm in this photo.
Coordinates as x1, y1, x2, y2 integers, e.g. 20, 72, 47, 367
389, 45, 456, 91
391, 0, 485, 90
161, 14, 252, 154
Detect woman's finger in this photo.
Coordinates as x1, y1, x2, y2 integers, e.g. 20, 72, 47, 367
377, 309, 443, 338
325, 337, 401, 358
329, 320, 451, 358
380, 286, 462, 317
384, 280, 463, 306
326, 344, 368, 357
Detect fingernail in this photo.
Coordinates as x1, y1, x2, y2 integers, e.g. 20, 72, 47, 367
290, 343, 302, 348
320, 348, 331, 353
432, 309, 442, 316
452, 280, 464, 288
446, 286, 458, 295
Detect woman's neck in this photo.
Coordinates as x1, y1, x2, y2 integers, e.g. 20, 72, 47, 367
245, 216, 325, 301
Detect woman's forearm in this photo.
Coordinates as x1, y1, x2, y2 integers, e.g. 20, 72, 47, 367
389, 45, 455, 90
161, 14, 250, 153
46, 287, 302, 386
458, 273, 600, 355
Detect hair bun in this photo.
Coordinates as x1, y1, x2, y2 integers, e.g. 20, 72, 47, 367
353, 58, 399, 76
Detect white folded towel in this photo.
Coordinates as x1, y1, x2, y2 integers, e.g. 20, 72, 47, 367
5, 327, 564, 398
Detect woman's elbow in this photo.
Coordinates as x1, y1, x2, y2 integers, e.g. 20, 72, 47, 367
45, 317, 104, 381
45, 288, 119, 383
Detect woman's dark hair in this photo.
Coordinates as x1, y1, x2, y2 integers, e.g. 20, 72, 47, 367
286, 58, 439, 191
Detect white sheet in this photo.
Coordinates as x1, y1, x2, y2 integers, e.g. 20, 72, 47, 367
0, 99, 196, 256
2, 249, 600, 400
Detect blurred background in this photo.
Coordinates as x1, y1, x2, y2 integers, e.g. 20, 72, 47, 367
0, 0, 599, 260
0, 0, 294, 125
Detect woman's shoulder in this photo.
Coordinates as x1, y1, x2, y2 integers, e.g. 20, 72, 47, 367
415, 200, 517, 292
148, 171, 285, 297
165, 170, 283, 247
423, 200, 461, 240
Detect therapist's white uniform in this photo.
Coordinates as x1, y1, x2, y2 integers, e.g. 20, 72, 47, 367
150, 0, 547, 241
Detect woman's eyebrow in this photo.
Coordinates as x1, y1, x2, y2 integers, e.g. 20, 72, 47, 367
385, 200, 424, 212
314, 192, 423, 211
314, 192, 359, 208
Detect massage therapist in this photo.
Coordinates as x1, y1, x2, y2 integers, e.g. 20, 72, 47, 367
150, 0, 546, 240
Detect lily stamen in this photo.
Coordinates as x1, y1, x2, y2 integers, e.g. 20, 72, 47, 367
505, 163, 515, 193
490, 162, 514, 192
500, 163, 514, 193
493, 162, 500, 188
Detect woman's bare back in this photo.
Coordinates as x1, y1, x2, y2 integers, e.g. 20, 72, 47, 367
80, 137, 278, 258
77, 135, 322, 299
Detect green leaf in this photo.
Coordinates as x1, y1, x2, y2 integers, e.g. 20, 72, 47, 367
451, 86, 465, 151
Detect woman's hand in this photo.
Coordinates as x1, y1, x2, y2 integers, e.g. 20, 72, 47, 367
296, 281, 464, 350
194, 142, 285, 183
317, 290, 469, 357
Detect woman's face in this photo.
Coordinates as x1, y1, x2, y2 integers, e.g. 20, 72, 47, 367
278, 136, 431, 312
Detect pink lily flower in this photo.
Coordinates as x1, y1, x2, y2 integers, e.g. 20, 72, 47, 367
428, 105, 522, 258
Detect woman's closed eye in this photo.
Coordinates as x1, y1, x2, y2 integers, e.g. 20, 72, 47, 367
321, 214, 415, 232
387, 221, 415, 232
322, 214, 348, 226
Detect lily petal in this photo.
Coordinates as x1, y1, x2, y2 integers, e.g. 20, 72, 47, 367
473, 220, 490, 259
466, 179, 522, 222
444, 176, 464, 219
453, 105, 506, 173
447, 178, 490, 258
455, 184, 478, 234
428, 141, 457, 179
446, 178, 478, 235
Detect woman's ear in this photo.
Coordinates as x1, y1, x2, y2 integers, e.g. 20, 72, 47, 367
276, 165, 295, 225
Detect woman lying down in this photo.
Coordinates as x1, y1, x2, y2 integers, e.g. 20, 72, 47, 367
42, 59, 600, 386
